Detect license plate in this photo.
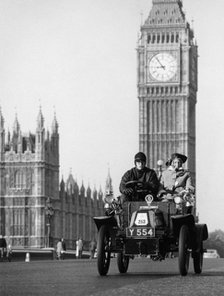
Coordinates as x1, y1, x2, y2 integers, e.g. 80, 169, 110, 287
126, 227, 155, 238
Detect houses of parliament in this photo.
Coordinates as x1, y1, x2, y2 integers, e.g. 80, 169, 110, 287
0, 108, 104, 249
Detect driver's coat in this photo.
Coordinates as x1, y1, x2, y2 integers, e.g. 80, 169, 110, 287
160, 166, 194, 193
119, 167, 159, 198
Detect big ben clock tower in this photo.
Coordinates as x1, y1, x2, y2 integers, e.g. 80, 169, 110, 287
137, 0, 197, 179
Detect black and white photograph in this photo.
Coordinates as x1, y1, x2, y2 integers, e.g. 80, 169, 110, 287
0, 0, 223, 295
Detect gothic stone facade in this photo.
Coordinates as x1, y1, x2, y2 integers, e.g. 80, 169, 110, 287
137, 0, 197, 179
58, 175, 104, 249
0, 108, 104, 249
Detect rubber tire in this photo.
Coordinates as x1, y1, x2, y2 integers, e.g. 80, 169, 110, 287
117, 253, 129, 273
193, 243, 203, 274
178, 225, 190, 276
97, 225, 111, 276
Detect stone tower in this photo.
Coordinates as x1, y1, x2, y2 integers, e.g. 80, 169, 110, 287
0, 108, 59, 247
137, 0, 197, 178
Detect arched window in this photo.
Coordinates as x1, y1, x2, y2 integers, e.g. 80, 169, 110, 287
15, 170, 26, 188
152, 34, 156, 43
166, 34, 170, 43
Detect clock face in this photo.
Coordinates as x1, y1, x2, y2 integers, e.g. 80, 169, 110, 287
149, 53, 177, 82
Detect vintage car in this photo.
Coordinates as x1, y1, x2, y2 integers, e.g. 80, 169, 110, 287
93, 181, 208, 276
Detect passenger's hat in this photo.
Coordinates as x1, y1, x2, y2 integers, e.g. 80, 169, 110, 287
134, 152, 147, 163
171, 153, 187, 164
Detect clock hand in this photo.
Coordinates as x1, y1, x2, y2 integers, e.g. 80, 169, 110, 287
156, 57, 165, 69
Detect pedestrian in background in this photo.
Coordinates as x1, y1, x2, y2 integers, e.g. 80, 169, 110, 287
61, 238, 66, 260
76, 238, 79, 258
7, 243, 12, 262
89, 239, 96, 259
56, 239, 63, 260
0, 235, 7, 261
78, 238, 83, 259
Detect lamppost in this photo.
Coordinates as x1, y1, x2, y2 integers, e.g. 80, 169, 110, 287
45, 198, 54, 248
157, 159, 164, 180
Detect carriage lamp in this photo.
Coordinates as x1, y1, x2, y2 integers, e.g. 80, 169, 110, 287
174, 196, 183, 204
157, 159, 164, 179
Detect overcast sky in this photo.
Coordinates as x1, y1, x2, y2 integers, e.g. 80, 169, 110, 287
0, 0, 223, 232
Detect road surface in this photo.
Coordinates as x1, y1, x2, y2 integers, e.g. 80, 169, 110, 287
0, 257, 223, 295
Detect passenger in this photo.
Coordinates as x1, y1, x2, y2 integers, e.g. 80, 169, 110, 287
158, 153, 194, 200
119, 152, 160, 203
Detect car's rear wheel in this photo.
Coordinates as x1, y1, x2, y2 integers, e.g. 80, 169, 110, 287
193, 243, 203, 274
97, 225, 111, 276
117, 252, 129, 273
178, 224, 190, 276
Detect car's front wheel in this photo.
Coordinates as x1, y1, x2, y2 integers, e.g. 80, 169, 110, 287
117, 252, 129, 273
97, 225, 111, 276
178, 224, 190, 276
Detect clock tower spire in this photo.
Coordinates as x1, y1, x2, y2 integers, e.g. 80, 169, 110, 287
137, 0, 197, 179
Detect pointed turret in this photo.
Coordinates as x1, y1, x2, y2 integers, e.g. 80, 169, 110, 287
11, 113, 20, 153
51, 112, 59, 162
36, 107, 44, 131
0, 107, 4, 131
60, 176, 65, 192
35, 107, 45, 160
80, 181, 85, 197
0, 107, 5, 159
93, 186, 97, 202
66, 171, 76, 195
51, 112, 58, 134
86, 183, 91, 198
98, 186, 103, 201
13, 113, 20, 135
105, 167, 113, 197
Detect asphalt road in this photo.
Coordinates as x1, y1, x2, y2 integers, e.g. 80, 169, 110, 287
0, 257, 224, 296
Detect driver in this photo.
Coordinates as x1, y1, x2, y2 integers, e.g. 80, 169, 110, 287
119, 152, 159, 203
158, 153, 194, 200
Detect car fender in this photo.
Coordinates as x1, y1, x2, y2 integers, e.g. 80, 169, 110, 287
171, 214, 195, 239
93, 215, 118, 231
190, 223, 208, 254
195, 223, 208, 241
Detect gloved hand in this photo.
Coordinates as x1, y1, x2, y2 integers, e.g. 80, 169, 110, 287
157, 190, 166, 200
136, 182, 144, 188
142, 182, 152, 190
123, 188, 134, 196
